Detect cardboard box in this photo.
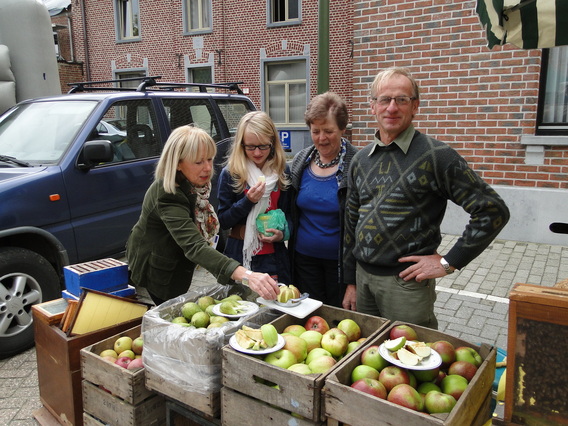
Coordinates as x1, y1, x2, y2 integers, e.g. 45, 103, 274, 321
33, 307, 142, 426
64, 258, 128, 297
323, 321, 496, 426
505, 283, 568, 424
222, 305, 389, 422
81, 325, 152, 405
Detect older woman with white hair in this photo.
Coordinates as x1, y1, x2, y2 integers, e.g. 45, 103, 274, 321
127, 125, 279, 305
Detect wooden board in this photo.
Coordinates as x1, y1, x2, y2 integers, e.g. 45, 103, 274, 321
505, 283, 568, 424
82, 380, 166, 426
222, 304, 389, 422
323, 321, 495, 426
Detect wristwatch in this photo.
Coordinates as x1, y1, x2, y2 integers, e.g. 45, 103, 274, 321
242, 270, 252, 286
440, 258, 454, 275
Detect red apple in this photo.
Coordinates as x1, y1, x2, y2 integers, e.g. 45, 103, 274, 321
389, 324, 418, 341
448, 360, 478, 381
413, 366, 440, 383
351, 378, 387, 399
434, 370, 447, 386
126, 357, 144, 370
304, 315, 330, 334
387, 384, 424, 411
115, 356, 132, 369
378, 365, 410, 393
351, 364, 380, 383
424, 390, 457, 414
361, 345, 389, 372
282, 334, 308, 363
337, 318, 361, 342
455, 346, 483, 368
430, 340, 456, 368
441, 374, 469, 400
321, 328, 349, 357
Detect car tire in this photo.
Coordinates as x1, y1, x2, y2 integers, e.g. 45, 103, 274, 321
0, 247, 60, 359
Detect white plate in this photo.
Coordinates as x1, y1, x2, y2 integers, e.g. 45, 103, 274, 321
212, 300, 259, 318
256, 297, 323, 319
229, 333, 285, 355
378, 342, 442, 371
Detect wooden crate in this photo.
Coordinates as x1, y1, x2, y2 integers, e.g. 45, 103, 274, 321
323, 321, 496, 426
82, 380, 165, 426
33, 307, 142, 426
222, 305, 389, 422
81, 325, 152, 405
165, 399, 221, 426
505, 283, 568, 424
221, 387, 326, 426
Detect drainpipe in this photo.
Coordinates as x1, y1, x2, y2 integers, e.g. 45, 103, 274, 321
317, 0, 329, 94
80, 0, 91, 81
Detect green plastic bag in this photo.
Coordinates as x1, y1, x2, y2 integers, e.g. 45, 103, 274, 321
256, 209, 289, 240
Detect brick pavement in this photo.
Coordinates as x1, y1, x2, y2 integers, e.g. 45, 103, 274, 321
1, 234, 567, 425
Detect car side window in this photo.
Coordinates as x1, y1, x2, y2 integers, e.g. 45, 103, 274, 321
94, 99, 161, 164
162, 98, 220, 142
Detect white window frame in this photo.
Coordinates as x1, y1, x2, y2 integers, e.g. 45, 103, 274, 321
184, 0, 212, 34
268, 0, 300, 27
116, 0, 140, 41
263, 59, 308, 126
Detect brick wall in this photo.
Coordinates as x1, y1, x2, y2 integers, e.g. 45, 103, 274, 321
351, 0, 567, 189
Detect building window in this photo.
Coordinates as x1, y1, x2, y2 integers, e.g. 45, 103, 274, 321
265, 60, 307, 125
115, 72, 147, 89
188, 66, 212, 90
185, 0, 211, 33
269, 0, 299, 24
116, 0, 140, 41
537, 47, 568, 135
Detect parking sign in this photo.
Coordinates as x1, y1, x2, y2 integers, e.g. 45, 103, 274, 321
279, 130, 291, 150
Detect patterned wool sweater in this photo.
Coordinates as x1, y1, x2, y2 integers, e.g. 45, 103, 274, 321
343, 128, 510, 283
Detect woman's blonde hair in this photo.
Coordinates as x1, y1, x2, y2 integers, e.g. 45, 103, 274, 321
226, 111, 289, 193
155, 125, 217, 193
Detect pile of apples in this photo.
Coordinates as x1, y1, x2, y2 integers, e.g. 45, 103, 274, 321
260, 315, 366, 375
99, 335, 144, 370
170, 295, 238, 329
349, 324, 483, 415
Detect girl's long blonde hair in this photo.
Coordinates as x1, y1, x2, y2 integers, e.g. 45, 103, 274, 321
226, 111, 289, 193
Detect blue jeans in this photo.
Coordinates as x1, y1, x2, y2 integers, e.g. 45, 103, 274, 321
356, 263, 438, 329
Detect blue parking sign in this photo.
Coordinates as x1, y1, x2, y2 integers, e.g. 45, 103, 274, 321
279, 130, 291, 150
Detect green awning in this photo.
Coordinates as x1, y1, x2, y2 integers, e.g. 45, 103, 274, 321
477, 0, 568, 49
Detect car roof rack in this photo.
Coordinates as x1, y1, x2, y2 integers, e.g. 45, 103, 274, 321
67, 76, 245, 95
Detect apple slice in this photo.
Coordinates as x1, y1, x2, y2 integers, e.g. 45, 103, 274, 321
397, 347, 421, 366
384, 336, 406, 352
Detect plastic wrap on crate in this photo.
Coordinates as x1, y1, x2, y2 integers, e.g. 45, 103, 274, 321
142, 283, 268, 395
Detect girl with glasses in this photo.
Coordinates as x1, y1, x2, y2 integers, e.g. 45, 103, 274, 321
217, 111, 293, 284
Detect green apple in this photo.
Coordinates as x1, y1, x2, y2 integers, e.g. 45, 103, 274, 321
299, 330, 323, 352
337, 318, 361, 342
417, 381, 441, 395
191, 311, 210, 328
387, 384, 423, 411
308, 355, 336, 373
181, 302, 202, 321
361, 345, 389, 372
346, 341, 361, 354
305, 347, 332, 365
131, 337, 144, 355
351, 364, 380, 383
209, 316, 229, 325
454, 346, 483, 368
441, 374, 469, 400
321, 328, 349, 357
197, 296, 216, 311
282, 334, 308, 362
424, 390, 457, 414
114, 336, 132, 354
264, 349, 297, 369
288, 363, 313, 375
100, 349, 118, 359
118, 349, 135, 360
172, 316, 188, 324
283, 324, 306, 337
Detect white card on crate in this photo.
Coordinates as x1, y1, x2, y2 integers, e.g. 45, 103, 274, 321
255, 296, 323, 319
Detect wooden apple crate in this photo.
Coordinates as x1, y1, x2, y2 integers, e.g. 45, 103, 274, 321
33, 305, 142, 426
222, 305, 390, 422
82, 381, 165, 426
221, 387, 327, 426
323, 321, 496, 426
80, 325, 153, 405
503, 283, 568, 425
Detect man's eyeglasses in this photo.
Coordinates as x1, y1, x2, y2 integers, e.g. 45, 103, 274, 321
242, 144, 272, 151
371, 96, 417, 106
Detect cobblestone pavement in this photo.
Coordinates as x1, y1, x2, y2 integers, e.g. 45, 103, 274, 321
1, 234, 567, 424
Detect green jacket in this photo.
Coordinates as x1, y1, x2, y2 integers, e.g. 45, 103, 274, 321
126, 178, 239, 301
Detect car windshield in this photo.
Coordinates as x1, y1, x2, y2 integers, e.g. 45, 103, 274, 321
0, 100, 97, 165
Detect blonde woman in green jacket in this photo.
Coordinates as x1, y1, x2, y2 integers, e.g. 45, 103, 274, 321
127, 126, 279, 305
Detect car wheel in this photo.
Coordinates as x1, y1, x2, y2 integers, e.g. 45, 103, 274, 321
0, 247, 60, 359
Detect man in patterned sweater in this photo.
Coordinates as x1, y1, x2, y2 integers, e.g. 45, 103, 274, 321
343, 67, 509, 328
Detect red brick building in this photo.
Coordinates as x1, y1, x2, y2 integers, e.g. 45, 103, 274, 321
52, 0, 567, 244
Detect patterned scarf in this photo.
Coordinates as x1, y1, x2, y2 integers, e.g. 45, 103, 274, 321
191, 182, 220, 245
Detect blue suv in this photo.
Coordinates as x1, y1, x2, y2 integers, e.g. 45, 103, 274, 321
0, 77, 255, 357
